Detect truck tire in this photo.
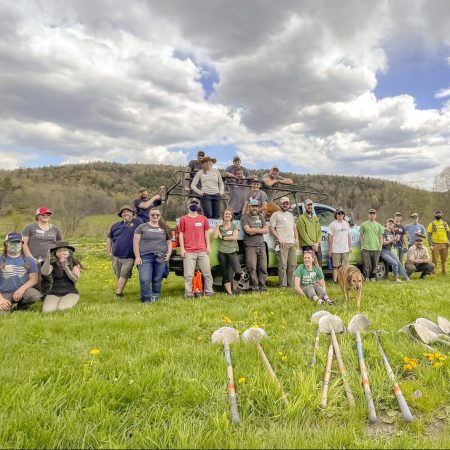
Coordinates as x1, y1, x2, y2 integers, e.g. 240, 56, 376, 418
375, 259, 388, 280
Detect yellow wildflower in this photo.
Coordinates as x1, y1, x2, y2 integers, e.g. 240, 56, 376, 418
281, 355, 287, 362
238, 377, 246, 384
403, 356, 410, 363
432, 362, 444, 368
90, 348, 100, 356
222, 315, 232, 324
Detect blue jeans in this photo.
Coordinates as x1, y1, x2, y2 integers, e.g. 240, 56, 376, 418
380, 249, 409, 280
201, 193, 221, 219
137, 254, 166, 301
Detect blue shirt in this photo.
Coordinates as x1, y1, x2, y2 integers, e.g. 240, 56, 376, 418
405, 223, 426, 246
0, 255, 37, 293
134, 198, 162, 221
108, 218, 143, 258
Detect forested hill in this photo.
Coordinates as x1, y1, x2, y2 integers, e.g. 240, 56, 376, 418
0, 161, 446, 226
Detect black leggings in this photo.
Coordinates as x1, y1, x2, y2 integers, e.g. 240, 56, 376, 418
218, 251, 242, 284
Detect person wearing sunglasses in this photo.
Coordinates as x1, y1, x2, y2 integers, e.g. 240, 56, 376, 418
22, 207, 63, 264
133, 208, 172, 303
328, 209, 352, 283
359, 208, 384, 281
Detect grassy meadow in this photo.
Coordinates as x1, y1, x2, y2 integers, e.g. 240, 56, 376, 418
0, 237, 449, 448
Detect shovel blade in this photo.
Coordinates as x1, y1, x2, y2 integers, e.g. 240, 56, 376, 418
319, 314, 344, 334
437, 317, 450, 335
242, 327, 268, 343
212, 327, 239, 345
348, 313, 371, 334
413, 323, 438, 345
415, 318, 445, 335
311, 310, 331, 325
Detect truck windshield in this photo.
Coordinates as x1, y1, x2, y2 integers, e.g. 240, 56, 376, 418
314, 206, 335, 227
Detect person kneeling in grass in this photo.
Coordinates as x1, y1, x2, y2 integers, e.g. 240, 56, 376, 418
41, 241, 81, 313
0, 232, 41, 314
294, 250, 333, 305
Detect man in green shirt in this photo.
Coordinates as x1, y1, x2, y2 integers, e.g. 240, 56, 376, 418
359, 208, 384, 281
296, 199, 322, 265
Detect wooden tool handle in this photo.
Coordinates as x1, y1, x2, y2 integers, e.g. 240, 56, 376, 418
320, 341, 334, 409
224, 344, 241, 424
257, 344, 289, 407
330, 329, 355, 407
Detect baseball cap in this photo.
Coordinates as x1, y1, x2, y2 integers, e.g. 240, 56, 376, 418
35, 207, 52, 217
197, 150, 205, 157
394, 212, 402, 216
280, 197, 290, 203
387, 218, 395, 223
5, 232, 23, 242
250, 177, 260, 183
304, 199, 313, 205
249, 199, 260, 206
410, 213, 419, 218
434, 209, 443, 214
138, 186, 147, 192
233, 156, 241, 162
368, 208, 377, 213
415, 237, 423, 242
271, 165, 280, 170
188, 197, 201, 204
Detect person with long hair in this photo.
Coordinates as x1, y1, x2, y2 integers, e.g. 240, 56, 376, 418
41, 241, 82, 313
213, 208, 242, 295
294, 250, 333, 305
191, 155, 224, 219
0, 232, 41, 313
133, 207, 172, 303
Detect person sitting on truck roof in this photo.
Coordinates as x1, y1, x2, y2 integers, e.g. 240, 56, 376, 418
184, 150, 205, 192
294, 250, 333, 305
224, 156, 250, 180
261, 166, 293, 202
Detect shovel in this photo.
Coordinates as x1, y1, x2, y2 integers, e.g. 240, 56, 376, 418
348, 314, 377, 423
413, 323, 450, 348
437, 317, 450, 335
319, 341, 334, 409
319, 314, 355, 407
242, 327, 289, 407
415, 318, 450, 341
211, 327, 241, 424
374, 330, 413, 422
311, 310, 332, 367
399, 323, 439, 352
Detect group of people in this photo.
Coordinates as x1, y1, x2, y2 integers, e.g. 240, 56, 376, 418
0, 207, 81, 314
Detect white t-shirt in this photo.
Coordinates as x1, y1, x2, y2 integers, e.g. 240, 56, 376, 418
328, 219, 350, 253
269, 210, 295, 243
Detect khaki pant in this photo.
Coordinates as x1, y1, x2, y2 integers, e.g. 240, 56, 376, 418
431, 243, 448, 274
245, 244, 267, 290
183, 252, 214, 295
277, 243, 297, 287
42, 294, 80, 313
0, 288, 41, 313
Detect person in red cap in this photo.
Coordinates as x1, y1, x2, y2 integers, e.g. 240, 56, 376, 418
22, 207, 63, 263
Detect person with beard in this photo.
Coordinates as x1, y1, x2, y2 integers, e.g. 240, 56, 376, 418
133, 186, 165, 222
297, 199, 323, 265
40, 241, 82, 313
177, 197, 214, 298
107, 205, 143, 299
0, 232, 40, 313
427, 210, 450, 275
269, 197, 299, 288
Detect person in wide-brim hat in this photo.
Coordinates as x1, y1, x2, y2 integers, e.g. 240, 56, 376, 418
50, 241, 76, 253
199, 155, 217, 164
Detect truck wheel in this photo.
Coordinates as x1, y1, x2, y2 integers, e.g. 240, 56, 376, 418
375, 260, 388, 280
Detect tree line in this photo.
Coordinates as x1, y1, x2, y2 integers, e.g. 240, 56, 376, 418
0, 161, 447, 237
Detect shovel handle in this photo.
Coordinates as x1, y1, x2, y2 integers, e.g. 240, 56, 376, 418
257, 343, 289, 407
311, 328, 321, 367
374, 332, 413, 422
355, 332, 377, 423
320, 341, 334, 409
330, 329, 355, 407
224, 343, 240, 424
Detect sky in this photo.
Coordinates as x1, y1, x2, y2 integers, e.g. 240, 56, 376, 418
1, 0, 449, 190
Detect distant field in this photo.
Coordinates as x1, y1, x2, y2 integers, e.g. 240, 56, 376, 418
0, 239, 448, 448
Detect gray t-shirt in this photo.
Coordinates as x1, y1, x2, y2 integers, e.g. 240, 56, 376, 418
247, 189, 268, 205
241, 213, 266, 247
225, 165, 250, 177
22, 223, 63, 261
228, 183, 248, 214
135, 223, 170, 256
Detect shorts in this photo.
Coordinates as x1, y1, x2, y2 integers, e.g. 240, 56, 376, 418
332, 252, 349, 268
112, 257, 134, 279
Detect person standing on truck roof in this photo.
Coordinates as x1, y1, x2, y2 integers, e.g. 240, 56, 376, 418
296, 199, 323, 266
269, 196, 298, 288
240, 199, 269, 292
134, 186, 165, 222
177, 197, 214, 298
328, 208, 352, 283
191, 156, 224, 219
359, 208, 384, 281
227, 168, 248, 220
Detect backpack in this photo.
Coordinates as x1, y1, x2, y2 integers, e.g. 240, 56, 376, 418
192, 270, 203, 297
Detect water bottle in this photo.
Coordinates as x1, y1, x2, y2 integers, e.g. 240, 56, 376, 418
327, 256, 333, 270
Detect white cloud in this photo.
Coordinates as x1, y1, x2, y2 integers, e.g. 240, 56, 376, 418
435, 87, 450, 98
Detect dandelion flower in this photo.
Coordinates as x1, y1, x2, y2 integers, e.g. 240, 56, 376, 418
90, 348, 100, 355
238, 377, 246, 384
222, 315, 232, 324
281, 355, 287, 362
403, 356, 410, 363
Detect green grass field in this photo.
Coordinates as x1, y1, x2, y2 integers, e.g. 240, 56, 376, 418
0, 240, 449, 449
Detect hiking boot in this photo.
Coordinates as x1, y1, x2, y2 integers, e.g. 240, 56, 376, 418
150, 294, 159, 302
394, 279, 402, 283
324, 297, 334, 305
185, 293, 195, 299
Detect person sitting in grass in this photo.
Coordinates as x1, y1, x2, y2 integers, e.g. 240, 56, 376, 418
0, 232, 41, 314
294, 250, 334, 305
133, 207, 172, 303
41, 241, 82, 313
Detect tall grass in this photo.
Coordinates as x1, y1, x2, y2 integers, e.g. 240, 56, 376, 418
0, 241, 448, 448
